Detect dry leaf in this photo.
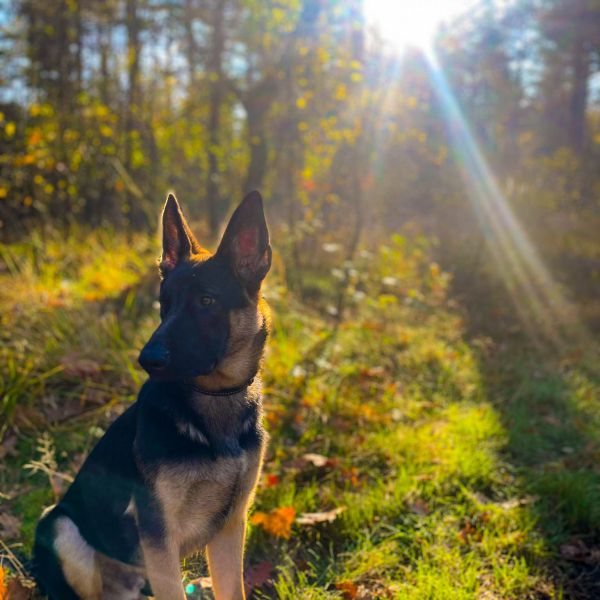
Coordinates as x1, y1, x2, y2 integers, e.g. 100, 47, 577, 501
335, 580, 358, 599
251, 506, 296, 539
302, 453, 330, 467
60, 354, 103, 378
560, 539, 590, 562
0, 435, 17, 460
0, 513, 22, 539
6, 577, 32, 600
244, 561, 274, 595
341, 467, 360, 487
297, 506, 345, 525
498, 496, 538, 510
359, 366, 385, 379
408, 499, 430, 516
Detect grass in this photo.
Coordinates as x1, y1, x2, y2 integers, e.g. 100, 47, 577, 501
1, 229, 599, 599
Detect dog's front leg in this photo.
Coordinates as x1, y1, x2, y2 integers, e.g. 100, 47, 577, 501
140, 537, 186, 600
206, 513, 247, 600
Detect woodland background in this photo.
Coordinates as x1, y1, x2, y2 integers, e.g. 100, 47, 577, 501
1, 1, 600, 598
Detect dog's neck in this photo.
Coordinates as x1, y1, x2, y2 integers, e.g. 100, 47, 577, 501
181, 377, 262, 443
189, 306, 269, 392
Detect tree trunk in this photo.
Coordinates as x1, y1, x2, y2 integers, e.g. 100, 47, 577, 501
125, 0, 145, 227
569, 37, 590, 154
206, 0, 226, 237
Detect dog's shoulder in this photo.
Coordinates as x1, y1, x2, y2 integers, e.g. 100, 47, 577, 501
56, 402, 143, 563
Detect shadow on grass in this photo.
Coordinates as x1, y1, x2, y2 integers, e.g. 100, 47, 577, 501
463, 295, 600, 599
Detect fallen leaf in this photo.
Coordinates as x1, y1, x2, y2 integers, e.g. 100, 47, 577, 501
359, 366, 385, 379
297, 506, 345, 525
341, 467, 360, 487
266, 474, 280, 487
560, 539, 589, 562
335, 580, 358, 599
457, 521, 480, 545
251, 506, 296, 539
60, 354, 103, 378
302, 453, 329, 467
0, 435, 17, 460
6, 577, 32, 600
408, 499, 430, 516
497, 496, 539, 510
244, 561, 274, 595
0, 513, 22, 539
0, 566, 6, 600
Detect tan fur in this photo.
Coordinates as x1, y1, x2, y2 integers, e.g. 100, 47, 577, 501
193, 301, 269, 391
141, 436, 264, 599
54, 516, 149, 600
53, 517, 102, 600
153, 441, 263, 557
206, 509, 247, 600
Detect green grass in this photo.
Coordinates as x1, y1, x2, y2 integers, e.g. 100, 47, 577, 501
1, 229, 599, 598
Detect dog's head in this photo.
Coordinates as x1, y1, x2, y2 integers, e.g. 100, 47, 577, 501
138, 191, 271, 384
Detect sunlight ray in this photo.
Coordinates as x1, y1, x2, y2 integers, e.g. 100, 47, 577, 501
424, 51, 583, 346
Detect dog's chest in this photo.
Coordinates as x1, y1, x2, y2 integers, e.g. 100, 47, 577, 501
154, 452, 251, 553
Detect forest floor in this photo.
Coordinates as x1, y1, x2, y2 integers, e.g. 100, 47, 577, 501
1, 231, 599, 599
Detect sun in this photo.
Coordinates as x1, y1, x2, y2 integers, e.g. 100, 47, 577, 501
364, 0, 472, 51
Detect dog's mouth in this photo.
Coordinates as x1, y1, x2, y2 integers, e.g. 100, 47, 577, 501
143, 360, 219, 382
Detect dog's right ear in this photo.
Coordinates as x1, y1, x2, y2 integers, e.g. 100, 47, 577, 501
160, 193, 202, 275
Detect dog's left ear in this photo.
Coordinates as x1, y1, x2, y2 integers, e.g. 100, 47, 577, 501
217, 190, 271, 293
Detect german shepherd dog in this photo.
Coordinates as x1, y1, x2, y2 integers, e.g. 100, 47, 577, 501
33, 191, 272, 600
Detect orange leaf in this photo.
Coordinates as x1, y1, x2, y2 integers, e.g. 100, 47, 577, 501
0, 566, 6, 600
251, 506, 296, 539
335, 580, 358, 599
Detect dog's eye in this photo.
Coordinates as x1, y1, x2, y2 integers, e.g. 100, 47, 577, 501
199, 295, 215, 306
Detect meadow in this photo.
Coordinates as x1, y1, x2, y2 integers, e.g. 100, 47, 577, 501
1, 227, 599, 599
2, 0, 600, 597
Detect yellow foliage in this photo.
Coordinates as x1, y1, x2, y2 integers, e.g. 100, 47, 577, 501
335, 84, 347, 101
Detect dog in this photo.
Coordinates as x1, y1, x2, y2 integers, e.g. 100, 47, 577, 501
33, 191, 272, 600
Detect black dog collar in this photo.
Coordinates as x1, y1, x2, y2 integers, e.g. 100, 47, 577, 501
185, 377, 255, 397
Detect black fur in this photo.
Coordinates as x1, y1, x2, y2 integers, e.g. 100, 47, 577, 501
33, 191, 271, 600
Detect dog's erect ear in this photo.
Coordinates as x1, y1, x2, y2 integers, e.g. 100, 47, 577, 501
160, 193, 202, 274
217, 190, 271, 293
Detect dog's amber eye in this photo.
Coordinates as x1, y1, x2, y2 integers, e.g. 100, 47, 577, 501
200, 296, 215, 306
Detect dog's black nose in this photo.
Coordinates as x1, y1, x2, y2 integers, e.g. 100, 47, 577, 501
139, 343, 170, 374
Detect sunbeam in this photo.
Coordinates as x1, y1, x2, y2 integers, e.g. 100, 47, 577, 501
424, 50, 583, 346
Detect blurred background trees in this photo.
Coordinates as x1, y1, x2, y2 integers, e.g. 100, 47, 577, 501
0, 0, 598, 327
